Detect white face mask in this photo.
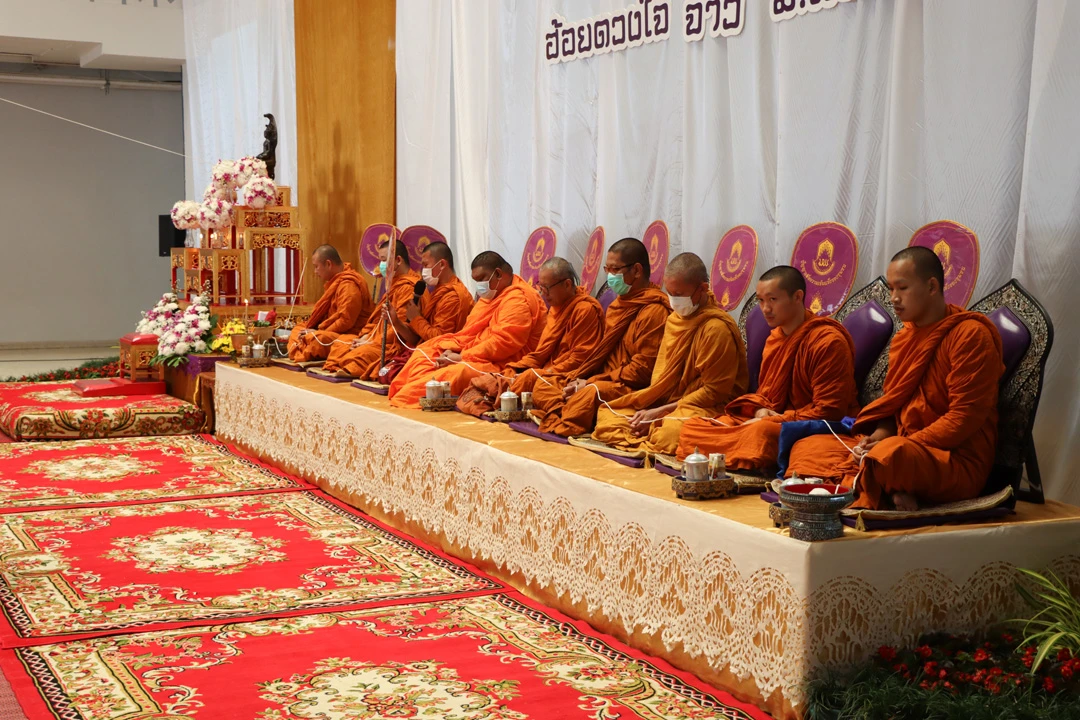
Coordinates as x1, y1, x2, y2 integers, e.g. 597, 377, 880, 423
475, 270, 497, 300
668, 294, 698, 317
421, 263, 442, 287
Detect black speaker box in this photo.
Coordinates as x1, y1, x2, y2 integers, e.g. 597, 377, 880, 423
158, 215, 187, 256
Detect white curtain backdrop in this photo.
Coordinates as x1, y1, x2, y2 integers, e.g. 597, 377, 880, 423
397, 0, 1080, 504
182, 0, 296, 200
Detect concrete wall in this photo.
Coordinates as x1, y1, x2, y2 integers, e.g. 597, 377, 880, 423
0, 81, 184, 346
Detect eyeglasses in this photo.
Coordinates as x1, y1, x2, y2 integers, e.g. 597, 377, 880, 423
603, 264, 631, 275
537, 277, 571, 295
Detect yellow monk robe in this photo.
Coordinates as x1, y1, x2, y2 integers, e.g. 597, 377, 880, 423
531, 286, 670, 437
322, 270, 420, 380
785, 306, 1003, 509
408, 276, 475, 343
590, 294, 748, 455
675, 309, 858, 470
506, 287, 604, 396
287, 263, 371, 361
388, 275, 545, 408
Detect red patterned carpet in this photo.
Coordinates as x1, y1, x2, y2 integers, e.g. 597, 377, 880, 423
0, 435, 308, 512
0, 382, 204, 441
0, 434, 770, 719
2, 594, 765, 720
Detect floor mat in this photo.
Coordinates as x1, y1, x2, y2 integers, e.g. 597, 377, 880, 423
0, 435, 309, 513
0, 593, 768, 719
0, 382, 204, 441
0, 491, 503, 646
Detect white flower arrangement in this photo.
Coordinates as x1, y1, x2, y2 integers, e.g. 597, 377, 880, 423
152, 290, 217, 367
202, 182, 228, 204
135, 292, 181, 336
234, 156, 268, 187
170, 201, 201, 230
211, 159, 238, 190
198, 198, 234, 230
240, 176, 276, 209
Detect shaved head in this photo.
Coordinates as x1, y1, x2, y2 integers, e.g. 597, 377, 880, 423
540, 256, 578, 285
471, 250, 513, 275
759, 265, 806, 297
891, 246, 945, 291
312, 244, 342, 266
378, 238, 409, 264
609, 237, 650, 278
665, 252, 708, 286
422, 241, 455, 270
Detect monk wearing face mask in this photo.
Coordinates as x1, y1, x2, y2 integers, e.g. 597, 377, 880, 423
388, 251, 545, 408
676, 265, 858, 472
784, 247, 1004, 511
588, 252, 748, 456
529, 238, 670, 437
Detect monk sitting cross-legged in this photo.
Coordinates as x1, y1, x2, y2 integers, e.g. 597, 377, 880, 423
784, 247, 1004, 511
530, 237, 670, 437
388, 241, 473, 349
287, 244, 371, 363
676, 265, 858, 472
589, 252, 748, 456
388, 251, 546, 409
322, 239, 419, 380
501, 257, 604, 397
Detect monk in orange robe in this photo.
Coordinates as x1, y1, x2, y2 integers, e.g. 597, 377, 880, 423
322, 239, 419, 379
785, 247, 1004, 510
389, 241, 474, 347
676, 266, 858, 471
388, 251, 545, 409
504, 257, 604, 396
590, 252, 748, 455
287, 245, 371, 362
531, 237, 670, 436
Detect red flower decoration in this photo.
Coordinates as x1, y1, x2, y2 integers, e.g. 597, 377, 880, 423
1043, 677, 1056, 693
1058, 648, 1073, 662
878, 646, 897, 662
916, 645, 933, 659
923, 661, 938, 676
973, 648, 990, 663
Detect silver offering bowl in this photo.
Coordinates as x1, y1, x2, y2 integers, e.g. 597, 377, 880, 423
778, 479, 855, 541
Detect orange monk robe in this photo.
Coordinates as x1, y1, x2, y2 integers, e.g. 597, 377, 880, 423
531, 286, 670, 437
408, 276, 475, 343
676, 309, 858, 471
388, 275, 546, 408
505, 287, 604, 396
287, 264, 371, 361
322, 270, 420, 380
785, 306, 1003, 510
590, 294, 748, 455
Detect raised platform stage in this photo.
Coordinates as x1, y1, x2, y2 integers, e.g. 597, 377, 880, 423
215, 365, 1080, 719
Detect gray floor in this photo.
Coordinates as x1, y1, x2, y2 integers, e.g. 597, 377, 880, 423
0, 347, 117, 380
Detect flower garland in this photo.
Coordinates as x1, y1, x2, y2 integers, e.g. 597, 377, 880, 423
152, 291, 217, 367
135, 293, 181, 336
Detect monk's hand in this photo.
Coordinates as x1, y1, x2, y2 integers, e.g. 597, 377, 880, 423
754, 407, 780, 419
563, 379, 586, 398
405, 300, 421, 322
435, 351, 462, 367
350, 335, 368, 349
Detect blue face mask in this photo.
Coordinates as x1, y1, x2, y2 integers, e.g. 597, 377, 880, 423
606, 273, 631, 296
378, 261, 388, 276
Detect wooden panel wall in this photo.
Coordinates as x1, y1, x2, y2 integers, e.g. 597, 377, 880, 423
295, 0, 396, 301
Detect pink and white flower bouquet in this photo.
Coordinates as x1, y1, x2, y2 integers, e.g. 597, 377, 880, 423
135, 292, 181, 336
152, 291, 217, 367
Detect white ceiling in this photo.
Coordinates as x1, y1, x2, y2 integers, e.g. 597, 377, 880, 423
0, 36, 99, 66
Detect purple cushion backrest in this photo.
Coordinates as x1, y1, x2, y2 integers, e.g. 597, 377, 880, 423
841, 300, 894, 386
597, 286, 617, 313
988, 306, 1030, 383
745, 304, 770, 392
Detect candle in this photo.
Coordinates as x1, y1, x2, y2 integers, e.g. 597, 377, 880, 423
244, 299, 249, 325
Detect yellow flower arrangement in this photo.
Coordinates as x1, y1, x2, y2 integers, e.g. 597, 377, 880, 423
210, 319, 249, 353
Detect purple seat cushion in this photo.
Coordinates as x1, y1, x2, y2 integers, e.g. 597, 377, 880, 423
744, 305, 770, 393
988, 306, 1030, 382
350, 380, 389, 396
841, 300, 894, 386
307, 370, 353, 384
597, 286, 617, 313
508, 420, 570, 444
